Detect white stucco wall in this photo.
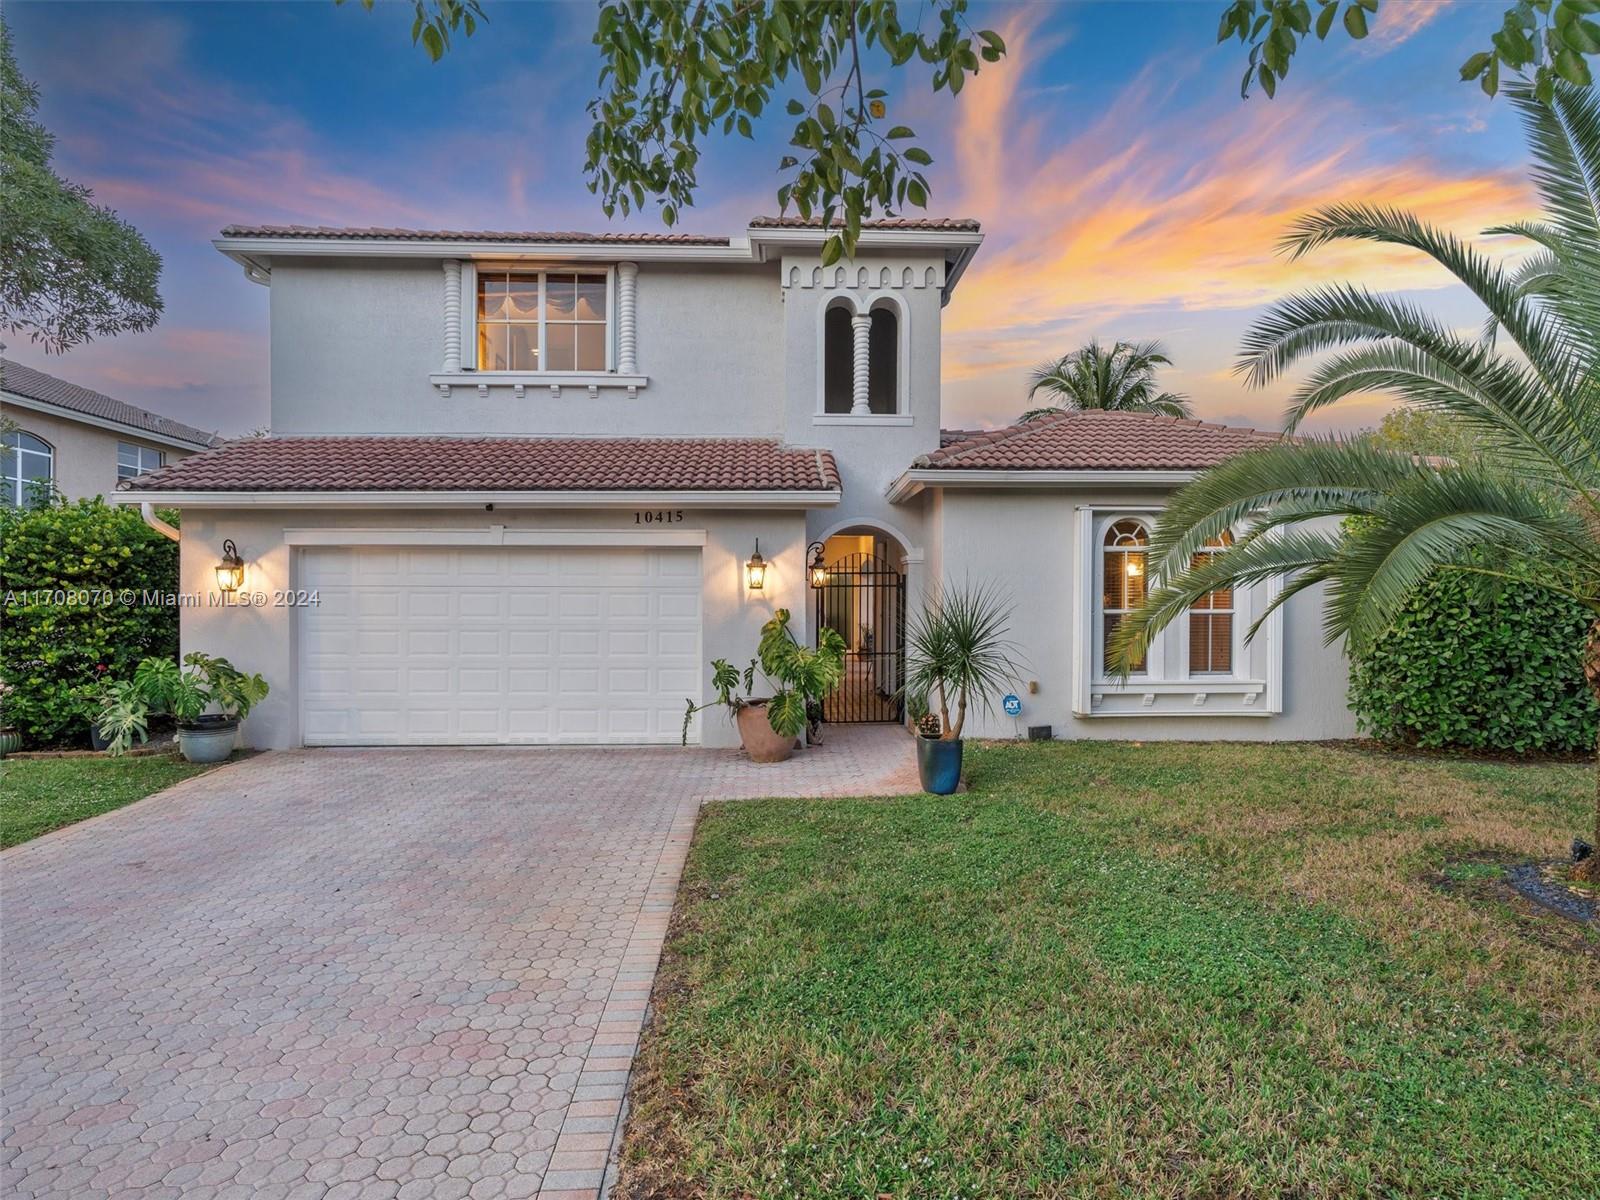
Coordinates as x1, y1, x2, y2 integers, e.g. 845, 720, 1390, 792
172, 506, 811, 751
266, 258, 786, 438
925, 487, 1357, 742
1, 404, 199, 502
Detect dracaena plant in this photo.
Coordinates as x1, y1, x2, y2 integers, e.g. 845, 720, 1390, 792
682, 609, 847, 744
904, 581, 1022, 741
1109, 80, 1600, 878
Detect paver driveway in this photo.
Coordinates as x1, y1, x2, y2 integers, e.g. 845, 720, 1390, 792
1, 730, 915, 1200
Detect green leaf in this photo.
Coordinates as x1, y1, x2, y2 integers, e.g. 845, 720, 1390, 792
1343, 4, 1368, 39
1554, 46, 1594, 83
1259, 63, 1278, 97
886, 125, 915, 138
1560, 16, 1600, 52
903, 146, 933, 165
1316, 2, 1337, 38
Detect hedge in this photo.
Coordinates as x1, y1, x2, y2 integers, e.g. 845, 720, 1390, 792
0, 496, 179, 747
1348, 569, 1598, 754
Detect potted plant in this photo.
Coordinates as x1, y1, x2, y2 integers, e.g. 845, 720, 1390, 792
904, 582, 1021, 795
96, 652, 268, 763
682, 609, 847, 762
0, 681, 20, 757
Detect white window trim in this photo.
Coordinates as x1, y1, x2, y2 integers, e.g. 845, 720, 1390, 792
2, 430, 53, 506
813, 292, 909, 418
438, 262, 646, 398
1071, 505, 1282, 717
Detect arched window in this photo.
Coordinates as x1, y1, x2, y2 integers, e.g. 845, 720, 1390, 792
867, 304, 898, 414
1188, 530, 1235, 674
823, 304, 854, 413
1101, 519, 1148, 673
2, 431, 53, 507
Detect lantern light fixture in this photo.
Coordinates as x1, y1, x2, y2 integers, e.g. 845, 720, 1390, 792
215, 539, 245, 593
806, 541, 828, 589
745, 539, 767, 591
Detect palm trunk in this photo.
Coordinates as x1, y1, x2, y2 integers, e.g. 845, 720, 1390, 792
1579, 619, 1600, 882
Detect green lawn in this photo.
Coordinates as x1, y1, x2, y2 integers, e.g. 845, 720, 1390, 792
0, 754, 221, 848
617, 741, 1600, 1199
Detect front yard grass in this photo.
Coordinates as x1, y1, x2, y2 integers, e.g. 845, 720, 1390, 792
618, 741, 1600, 1199
0, 754, 221, 848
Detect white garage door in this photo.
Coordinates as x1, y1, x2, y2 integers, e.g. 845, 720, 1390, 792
298, 545, 702, 745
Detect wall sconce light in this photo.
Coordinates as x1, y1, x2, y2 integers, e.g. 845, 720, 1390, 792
215, 539, 245, 593
806, 541, 828, 589
745, 539, 767, 591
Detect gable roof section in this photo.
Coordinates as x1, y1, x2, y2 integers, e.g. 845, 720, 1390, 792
1, 358, 221, 450
118, 436, 841, 499
914, 410, 1283, 471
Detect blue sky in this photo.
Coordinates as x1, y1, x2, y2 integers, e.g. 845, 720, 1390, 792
6, 1, 1527, 437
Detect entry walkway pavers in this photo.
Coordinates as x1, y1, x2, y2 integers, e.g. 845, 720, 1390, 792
1, 726, 914, 1200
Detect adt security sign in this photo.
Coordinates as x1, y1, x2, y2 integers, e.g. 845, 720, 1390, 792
1002, 693, 1022, 717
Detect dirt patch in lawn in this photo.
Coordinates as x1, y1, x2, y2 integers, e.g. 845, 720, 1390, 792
1429, 852, 1599, 959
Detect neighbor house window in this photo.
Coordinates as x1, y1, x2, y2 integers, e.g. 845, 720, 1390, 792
1188, 531, 1235, 674
2, 431, 52, 507
477, 270, 609, 372
117, 442, 164, 480
1101, 519, 1148, 674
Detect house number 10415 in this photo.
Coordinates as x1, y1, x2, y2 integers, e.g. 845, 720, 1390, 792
634, 510, 686, 524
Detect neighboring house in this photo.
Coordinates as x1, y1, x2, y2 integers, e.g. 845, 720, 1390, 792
1, 358, 220, 504
118, 219, 1356, 749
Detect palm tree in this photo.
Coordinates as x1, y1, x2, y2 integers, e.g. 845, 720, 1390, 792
1020, 339, 1193, 422
1109, 82, 1600, 880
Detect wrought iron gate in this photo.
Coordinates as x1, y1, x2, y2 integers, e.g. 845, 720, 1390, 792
814, 551, 906, 723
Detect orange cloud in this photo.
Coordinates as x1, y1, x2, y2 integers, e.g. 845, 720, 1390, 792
937, 28, 1534, 429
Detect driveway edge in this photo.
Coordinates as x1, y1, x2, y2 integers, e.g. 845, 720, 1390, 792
535, 797, 700, 1200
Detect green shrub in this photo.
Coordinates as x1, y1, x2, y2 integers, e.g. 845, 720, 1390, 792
1348, 569, 1597, 754
0, 496, 179, 746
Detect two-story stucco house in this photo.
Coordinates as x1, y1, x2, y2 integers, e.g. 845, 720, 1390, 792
2, 358, 219, 504
117, 217, 1356, 750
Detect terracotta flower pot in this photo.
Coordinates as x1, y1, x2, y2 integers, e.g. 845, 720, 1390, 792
735, 701, 794, 764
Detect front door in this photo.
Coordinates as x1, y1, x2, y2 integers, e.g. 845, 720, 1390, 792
814, 551, 906, 723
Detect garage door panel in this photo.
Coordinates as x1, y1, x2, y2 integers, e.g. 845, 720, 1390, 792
300, 545, 701, 745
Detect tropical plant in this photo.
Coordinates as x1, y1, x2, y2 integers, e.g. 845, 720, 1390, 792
682, 609, 847, 744
1020, 339, 1193, 423
1, 18, 162, 352
96, 652, 268, 756
904, 581, 1021, 741
0, 494, 179, 747
1109, 81, 1600, 878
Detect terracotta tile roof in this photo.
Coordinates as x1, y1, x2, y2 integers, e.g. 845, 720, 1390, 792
749, 216, 981, 232
916, 410, 1283, 471
218, 225, 732, 245
1, 359, 221, 449
119, 437, 841, 494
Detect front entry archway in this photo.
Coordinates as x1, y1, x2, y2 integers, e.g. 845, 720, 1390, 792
814, 533, 907, 724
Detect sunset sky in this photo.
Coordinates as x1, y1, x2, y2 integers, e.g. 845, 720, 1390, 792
5, 0, 1529, 438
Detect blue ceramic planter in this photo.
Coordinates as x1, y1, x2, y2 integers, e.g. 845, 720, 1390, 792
916, 735, 963, 795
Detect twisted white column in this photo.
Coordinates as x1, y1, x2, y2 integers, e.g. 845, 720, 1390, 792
442, 260, 462, 374
850, 311, 872, 415
616, 261, 639, 374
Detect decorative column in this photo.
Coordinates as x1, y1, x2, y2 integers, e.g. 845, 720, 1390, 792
616, 261, 639, 374
850, 311, 872, 415
442, 260, 462, 374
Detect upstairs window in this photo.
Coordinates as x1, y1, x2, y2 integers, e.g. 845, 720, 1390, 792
823, 305, 853, 413
822, 300, 901, 415
117, 443, 164, 480
2, 430, 52, 507
1101, 519, 1148, 674
1188, 531, 1235, 674
477, 270, 610, 373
